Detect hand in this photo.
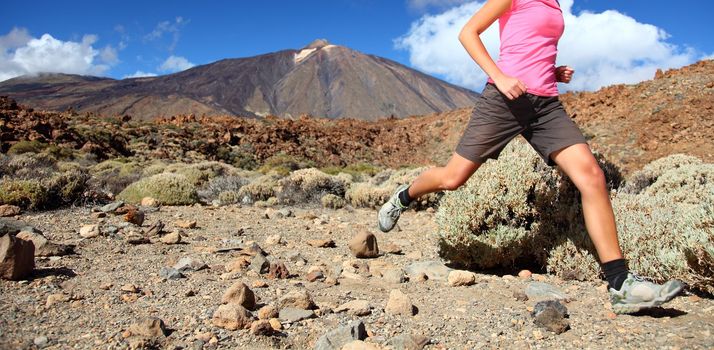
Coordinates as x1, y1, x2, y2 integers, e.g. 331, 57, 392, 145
556, 65, 574, 83
493, 75, 527, 100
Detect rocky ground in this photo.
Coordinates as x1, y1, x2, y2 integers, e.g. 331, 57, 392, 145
1, 202, 712, 349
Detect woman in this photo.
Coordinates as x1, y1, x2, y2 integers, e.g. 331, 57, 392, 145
378, 0, 682, 314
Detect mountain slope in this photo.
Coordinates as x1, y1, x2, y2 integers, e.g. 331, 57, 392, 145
0, 39, 480, 120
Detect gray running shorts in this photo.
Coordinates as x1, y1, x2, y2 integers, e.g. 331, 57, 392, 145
455, 83, 587, 166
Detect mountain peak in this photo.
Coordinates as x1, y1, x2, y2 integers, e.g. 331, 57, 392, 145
304, 39, 330, 50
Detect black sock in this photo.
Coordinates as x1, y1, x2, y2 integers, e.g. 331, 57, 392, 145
398, 186, 412, 207
602, 258, 629, 290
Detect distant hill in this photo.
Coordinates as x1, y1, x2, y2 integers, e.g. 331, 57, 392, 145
0, 39, 481, 120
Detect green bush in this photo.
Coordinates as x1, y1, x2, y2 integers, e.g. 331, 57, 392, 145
237, 172, 282, 203
198, 175, 249, 203
88, 159, 142, 196
117, 173, 198, 205
276, 168, 348, 205
621, 154, 702, 194
436, 139, 619, 270
345, 167, 441, 210
258, 153, 316, 176
321, 193, 347, 209
7, 140, 47, 155
321, 163, 381, 182
643, 164, 713, 204
0, 179, 49, 209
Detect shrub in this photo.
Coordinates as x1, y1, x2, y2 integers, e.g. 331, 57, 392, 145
88, 159, 142, 196
346, 167, 441, 210
276, 168, 348, 205
217, 190, 241, 204
237, 173, 282, 203
436, 139, 620, 270
117, 173, 198, 205
321, 193, 346, 209
163, 161, 244, 186
621, 154, 702, 194
0, 179, 49, 209
197, 175, 249, 203
643, 163, 713, 204
321, 163, 381, 182
258, 153, 316, 176
7, 140, 47, 155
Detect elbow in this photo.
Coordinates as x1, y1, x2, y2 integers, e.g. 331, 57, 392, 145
458, 26, 478, 44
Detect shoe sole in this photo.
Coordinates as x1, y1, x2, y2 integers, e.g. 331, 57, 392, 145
612, 284, 684, 314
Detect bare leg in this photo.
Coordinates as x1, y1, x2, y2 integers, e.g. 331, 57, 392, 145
408, 152, 482, 198
550, 143, 624, 263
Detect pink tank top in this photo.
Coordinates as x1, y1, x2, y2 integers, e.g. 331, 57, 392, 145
487, 0, 564, 96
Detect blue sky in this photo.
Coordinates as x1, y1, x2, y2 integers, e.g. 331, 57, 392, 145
1, 0, 712, 91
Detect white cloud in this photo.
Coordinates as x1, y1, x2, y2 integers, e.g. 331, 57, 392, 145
123, 70, 157, 79
144, 17, 187, 52
0, 28, 118, 82
702, 53, 714, 61
158, 55, 195, 73
396, 0, 708, 92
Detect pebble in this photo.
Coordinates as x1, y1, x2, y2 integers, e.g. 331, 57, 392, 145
175, 219, 197, 229
532, 300, 570, 334
447, 270, 476, 286
382, 268, 407, 284
79, 224, 100, 238
307, 238, 336, 248
386, 289, 416, 316
314, 320, 367, 350
159, 267, 184, 280
518, 270, 533, 279
212, 304, 254, 330
221, 282, 256, 310
268, 261, 290, 279
250, 254, 270, 274
279, 307, 316, 323
160, 231, 182, 244
124, 209, 145, 226
173, 257, 208, 272
140, 197, 158, 207
258, 305, 279, 320
348, 230, 379, 258
335, 299, 371, 316
250, 320, 274, 335
265, 234, 283, 245
33, 335, 49, 348
278, 290, 317, 310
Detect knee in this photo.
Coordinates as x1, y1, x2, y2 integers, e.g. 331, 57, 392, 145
575, 164, 606, 193
441, 173, 468, 191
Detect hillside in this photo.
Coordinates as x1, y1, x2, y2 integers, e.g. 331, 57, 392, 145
0, 40, 480, 121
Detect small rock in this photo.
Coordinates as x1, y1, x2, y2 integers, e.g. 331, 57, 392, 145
144, 221, 165, 237
140, 197, 158, 207
99, 283, 113, 290
159, 267, 184, 280
0, 204, 21, 217
513, 290, 529, 302
348, 230, 379, 258
412, 272, 428, 282
383, 242, 402, 254
221, 282, 256, 310
518, 270, 533, 279
532, 300, 570, 334
225, 256, 250, 273
16, 231, 73, 257
250, 254, 270, 274
279, 307, 316, 323
258, 305, 278, 320
100, 201, 124, 213
268, 261, 290, 279
386, 334, 430, 350
382, 268, 407, 284
335, 300, 371, 316
173, 257, 208, 272
277, 208, 293, 218
46, 293, 67, 308
160, 231, 182, 244
278, 290, 317, 310
314, 320, 367, 350
385, 289, 416, 316
0, 233, 35, 280
250, 320, 274, 336
252, 280, 268, 288
307, 270, 325, 282
212, 304, 254, 330
125, 232, 149, 244
79, 224, 100, 238
405, 261, 451, 281
525, 282, 570, 302
120, 284, 140, 293
265, 234, 283, 246
307, 239, 336, 248
126, 317, 168, 339
447, 270, 476, 286
124, 209, 145, 226
175, 219, 197, 229
269, 318, 282, 331
91, 212, 106, 219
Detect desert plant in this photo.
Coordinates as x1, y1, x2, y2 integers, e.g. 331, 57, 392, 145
275, 168, 348, 205
117, 173, 198, 205
642, 163, 713, 204
345, 167, 442, 210
621, 154, 702, 194
88, 159, 143, 196
321, 193, 347, 209
436, 139, 620, 270
197, 175, 249, 203
258, 153, 316, 176
7, 140, 48, 155
237, 172, 282, 204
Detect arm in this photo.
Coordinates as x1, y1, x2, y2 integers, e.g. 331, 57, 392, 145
458, 0, 526, 100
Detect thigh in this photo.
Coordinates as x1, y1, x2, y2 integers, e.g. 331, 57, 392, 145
456, 84, 534, 164
523, 98, 587, 166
